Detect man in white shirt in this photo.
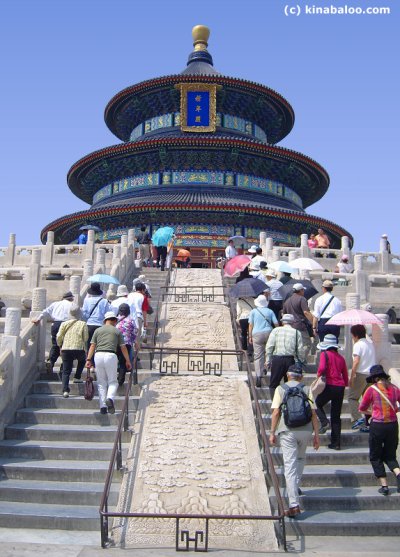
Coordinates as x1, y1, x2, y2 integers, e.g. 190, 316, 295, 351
348, 324, 376, 427
33, 291, 75, 373
249, 247, 267, 274
335, 255, 353, 274
265, 268, 283, 321
127, 282, 147, 344
110, 284, 137, 324
312, 280, 343, 342
225, 240, 237, 260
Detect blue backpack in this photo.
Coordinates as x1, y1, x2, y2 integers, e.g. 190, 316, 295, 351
280, 383, 312, 428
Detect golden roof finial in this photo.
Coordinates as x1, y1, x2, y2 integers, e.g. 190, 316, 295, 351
192, 25, 210, 52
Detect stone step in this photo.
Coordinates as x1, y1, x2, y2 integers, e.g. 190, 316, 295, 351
5, 422, 130, 443
24, 393, 140, 410
276, 465, 398, 487
283, 509, 400, 536
0, 501, 100, 530
32, 380, 140, 396
271, 486, 400, 511
15, 407, 130, 426
0, 440, 129, 461
0, 458, 112, 482
269, 446, 371, 466
263, 413, 358, 430
0, 478, 119, 506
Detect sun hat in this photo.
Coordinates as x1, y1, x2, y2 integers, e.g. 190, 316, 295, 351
265, 268, 276, 277
322, 280, 334, 288
69, 304, 82, 319
248, 245, 258, 254
103, 311, 118, 322
382, 234, 388, 238
292, 283, 305, 292
366, 364, 390, 383
87, 282, 103, 296
281, 314, 295, 323
317, 334, 340, 351
287, 364, 304, 377
62, 291, 74, 299
254, 295, 269, 308
116, 284, 129, 297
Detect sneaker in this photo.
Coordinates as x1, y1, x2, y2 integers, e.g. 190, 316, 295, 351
73, 378, 83, 383
359, 426, 370, 433
319, 423, 329, 434
351, 418, 365, 430
327, 444, 340, 450
63, 391, 69, 398
284, 505, 301, 517
378, 486, 389, 496
255, 376, 262, 388
106, 398, 115, 414
100, 407, 107, 415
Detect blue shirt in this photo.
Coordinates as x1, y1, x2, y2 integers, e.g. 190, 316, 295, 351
248, 307, 277, 334
82, 295, 111, 326
78, 233, 87, 245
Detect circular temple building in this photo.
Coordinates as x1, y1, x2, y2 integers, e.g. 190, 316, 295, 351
41, 25, 352, 260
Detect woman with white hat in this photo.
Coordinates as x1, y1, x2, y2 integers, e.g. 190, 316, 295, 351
315, 334, 349, 450
248, 295, 278, 387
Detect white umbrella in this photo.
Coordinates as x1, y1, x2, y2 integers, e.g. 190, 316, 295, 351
289, 257, 324, 271
268, 260, 295, 274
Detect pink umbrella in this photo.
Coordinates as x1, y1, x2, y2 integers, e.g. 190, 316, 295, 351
326, 309, 383, 326
224, 255, 252, 277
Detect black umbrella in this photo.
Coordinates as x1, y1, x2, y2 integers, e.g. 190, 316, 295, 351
79, 224, 101, 232
278, 278, 319, 301
229, 278, 268, 298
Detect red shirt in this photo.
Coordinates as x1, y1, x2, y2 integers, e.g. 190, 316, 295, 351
359, 383, 400, 423
142, 295, 150, 312
317, 349, 349, 387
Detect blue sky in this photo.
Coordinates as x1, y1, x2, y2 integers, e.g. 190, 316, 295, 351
0, 0, 398, 251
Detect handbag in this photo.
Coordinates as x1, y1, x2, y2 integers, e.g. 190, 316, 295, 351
84, 369, 95, 401
310, 351, 328, 397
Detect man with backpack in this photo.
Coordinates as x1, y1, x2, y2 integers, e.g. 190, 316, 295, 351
269, 364, 320, 517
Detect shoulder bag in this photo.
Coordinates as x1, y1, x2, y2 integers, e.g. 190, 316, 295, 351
310, 351, 328, 397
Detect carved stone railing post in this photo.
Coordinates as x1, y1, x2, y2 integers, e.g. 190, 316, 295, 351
353, 255, 369, 302
341, 236, 351, 259
265, 237, 274, 261
372, 314, 391, 371
29, 249, 42, 289
5, 233, 16, 266
127, 228, 136, 268
379, 235, 390, 273
43, 231, 55, 266
82, 258, 94, 282
259, 231, 267, 256
69, 275, 82, 306
120, 234, 128, 279
288, 251, 298, 264
300, 234, 310, 258
271, 247, 280, 263
30, 287, 47, 370
85, 230, 95, 260
343, 293, 360, 366
95, 248, 106, 274
1, 308, 22, 398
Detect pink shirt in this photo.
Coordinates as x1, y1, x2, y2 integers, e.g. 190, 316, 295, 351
308, 239, 318, 248
359, 383, 400, 423
317, 349, 349, 387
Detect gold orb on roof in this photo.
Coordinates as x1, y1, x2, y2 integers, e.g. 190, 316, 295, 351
192, 25, 210, 51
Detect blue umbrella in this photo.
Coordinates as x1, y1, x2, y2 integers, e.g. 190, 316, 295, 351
152, 226, 175, 247
269, 260, 295, 274
87, 274, 120, 285
229, 278, 268, 298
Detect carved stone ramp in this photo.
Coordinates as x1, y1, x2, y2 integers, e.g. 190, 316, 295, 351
113, 375, 277, 551
112, 269, 277, 551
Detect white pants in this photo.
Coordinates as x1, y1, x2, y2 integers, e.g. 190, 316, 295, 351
94, 352, 118, 409
279, 429, 312, 508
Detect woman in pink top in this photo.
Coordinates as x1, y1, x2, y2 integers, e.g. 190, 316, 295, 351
359, 365, 400, 495
315, 334, 349, 450
307, 233, 318, 249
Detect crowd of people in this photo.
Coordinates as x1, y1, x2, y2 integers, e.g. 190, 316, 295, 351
33, 277, 152, 414
231, 241, 400, 514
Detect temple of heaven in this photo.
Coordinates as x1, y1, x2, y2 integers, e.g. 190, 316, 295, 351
41, 25, 352, 259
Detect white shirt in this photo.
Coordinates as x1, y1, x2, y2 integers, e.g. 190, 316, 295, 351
225, 245, 237, 260
337, 262, 353, 273
313, 292, 343, 319
266, 279, 283, 301
40, 299, 73, 322
250, 270, 268, 284
353, 338, 376, 375
249, 254, 267, 271
127, 292, 144, 318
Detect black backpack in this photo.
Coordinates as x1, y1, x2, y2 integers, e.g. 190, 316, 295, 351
280, 383, 312, 428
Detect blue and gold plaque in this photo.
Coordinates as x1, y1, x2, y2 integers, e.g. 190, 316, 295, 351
177, 83, 218, 133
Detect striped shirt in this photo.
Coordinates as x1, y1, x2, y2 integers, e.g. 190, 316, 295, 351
359, 382, 400, 423
266, 325, 305, 362
57, 319, 88, 351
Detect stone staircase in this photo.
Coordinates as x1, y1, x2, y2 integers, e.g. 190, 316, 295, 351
257, 366, 400, 536
0, 266, 168, 537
